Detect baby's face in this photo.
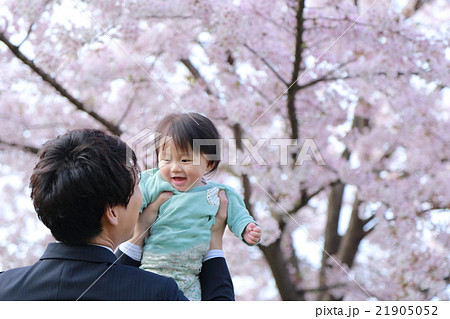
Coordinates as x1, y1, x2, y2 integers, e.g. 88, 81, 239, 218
158, 141, 210, 192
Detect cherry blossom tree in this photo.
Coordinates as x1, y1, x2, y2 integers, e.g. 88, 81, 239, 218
0, 0, 449, 300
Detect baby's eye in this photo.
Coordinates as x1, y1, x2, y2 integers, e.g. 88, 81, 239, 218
181, 159, 192, 163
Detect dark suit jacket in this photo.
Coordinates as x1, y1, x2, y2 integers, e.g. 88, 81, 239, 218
0, 242, 234, 301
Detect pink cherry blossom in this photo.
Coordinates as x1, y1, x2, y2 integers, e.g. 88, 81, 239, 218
0, 0, 449, 300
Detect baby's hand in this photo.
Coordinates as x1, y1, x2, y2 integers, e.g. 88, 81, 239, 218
243, 223, 262, 245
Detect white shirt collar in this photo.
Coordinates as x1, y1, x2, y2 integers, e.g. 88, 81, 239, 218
88, 243, 114, 253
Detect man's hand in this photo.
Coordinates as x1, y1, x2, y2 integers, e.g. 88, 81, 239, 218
131, 191, 173, 248
209, 190, 228, 250
243, 223, 262, 245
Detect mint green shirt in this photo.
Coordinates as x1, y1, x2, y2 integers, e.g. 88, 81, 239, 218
139, 168, 256, 254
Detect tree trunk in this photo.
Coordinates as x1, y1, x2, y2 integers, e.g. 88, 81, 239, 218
259, 239, 302, 300
318, 181, 345, 300
337, 198, 364, 268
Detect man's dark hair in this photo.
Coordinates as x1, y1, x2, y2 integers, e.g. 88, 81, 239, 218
155, 112, 222, 175
30, 129, 139, 244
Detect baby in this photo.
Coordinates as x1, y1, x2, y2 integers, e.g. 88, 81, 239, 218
139, 112, 262, 300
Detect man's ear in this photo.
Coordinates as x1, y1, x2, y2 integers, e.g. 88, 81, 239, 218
103, 206, 119, 226
207, 161, 216, 172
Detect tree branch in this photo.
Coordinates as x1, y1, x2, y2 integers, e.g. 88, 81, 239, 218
402, 0, 427, 18
243, 43, 289, 86
17, 22, 35, 48
0, 139, 39, 154
286, 0, 305, 141
179, 57, 214, 96
288, 185, 327, 215
117, 94, 136, 127
0, 32, 123, 136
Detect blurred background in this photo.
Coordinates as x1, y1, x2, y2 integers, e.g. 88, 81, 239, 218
0, 0, 449, 300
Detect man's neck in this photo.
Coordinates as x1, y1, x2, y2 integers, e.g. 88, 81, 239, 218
89, 234, 116, 252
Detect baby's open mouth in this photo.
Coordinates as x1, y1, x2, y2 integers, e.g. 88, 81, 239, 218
172, 177, 186, 185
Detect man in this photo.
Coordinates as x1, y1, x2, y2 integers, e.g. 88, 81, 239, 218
0, 129, 234, 300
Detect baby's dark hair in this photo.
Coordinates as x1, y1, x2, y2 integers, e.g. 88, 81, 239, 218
155, 112, 221, 175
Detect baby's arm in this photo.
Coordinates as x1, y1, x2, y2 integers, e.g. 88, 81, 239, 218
139, 168, 174, 212
131, 191, 173, 247
243, 222, 262, 245
222, 186, 262, 245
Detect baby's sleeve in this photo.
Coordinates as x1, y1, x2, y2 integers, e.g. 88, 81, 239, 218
224, 187, 258, 245
138, 169, 159, 212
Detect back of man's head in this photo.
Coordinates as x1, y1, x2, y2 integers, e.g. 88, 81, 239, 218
30, 129, 138, 244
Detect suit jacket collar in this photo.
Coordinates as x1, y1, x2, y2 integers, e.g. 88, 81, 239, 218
41, 242, 117, 264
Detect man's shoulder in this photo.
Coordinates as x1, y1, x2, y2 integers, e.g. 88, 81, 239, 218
0, 264, 33, 279
107, 263, 184, 300
0, 264, 43, 300
111, 261, 167, 280
109, 262, 177, 288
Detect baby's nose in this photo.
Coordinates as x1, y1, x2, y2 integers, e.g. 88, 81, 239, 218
171, 162, 182, 172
